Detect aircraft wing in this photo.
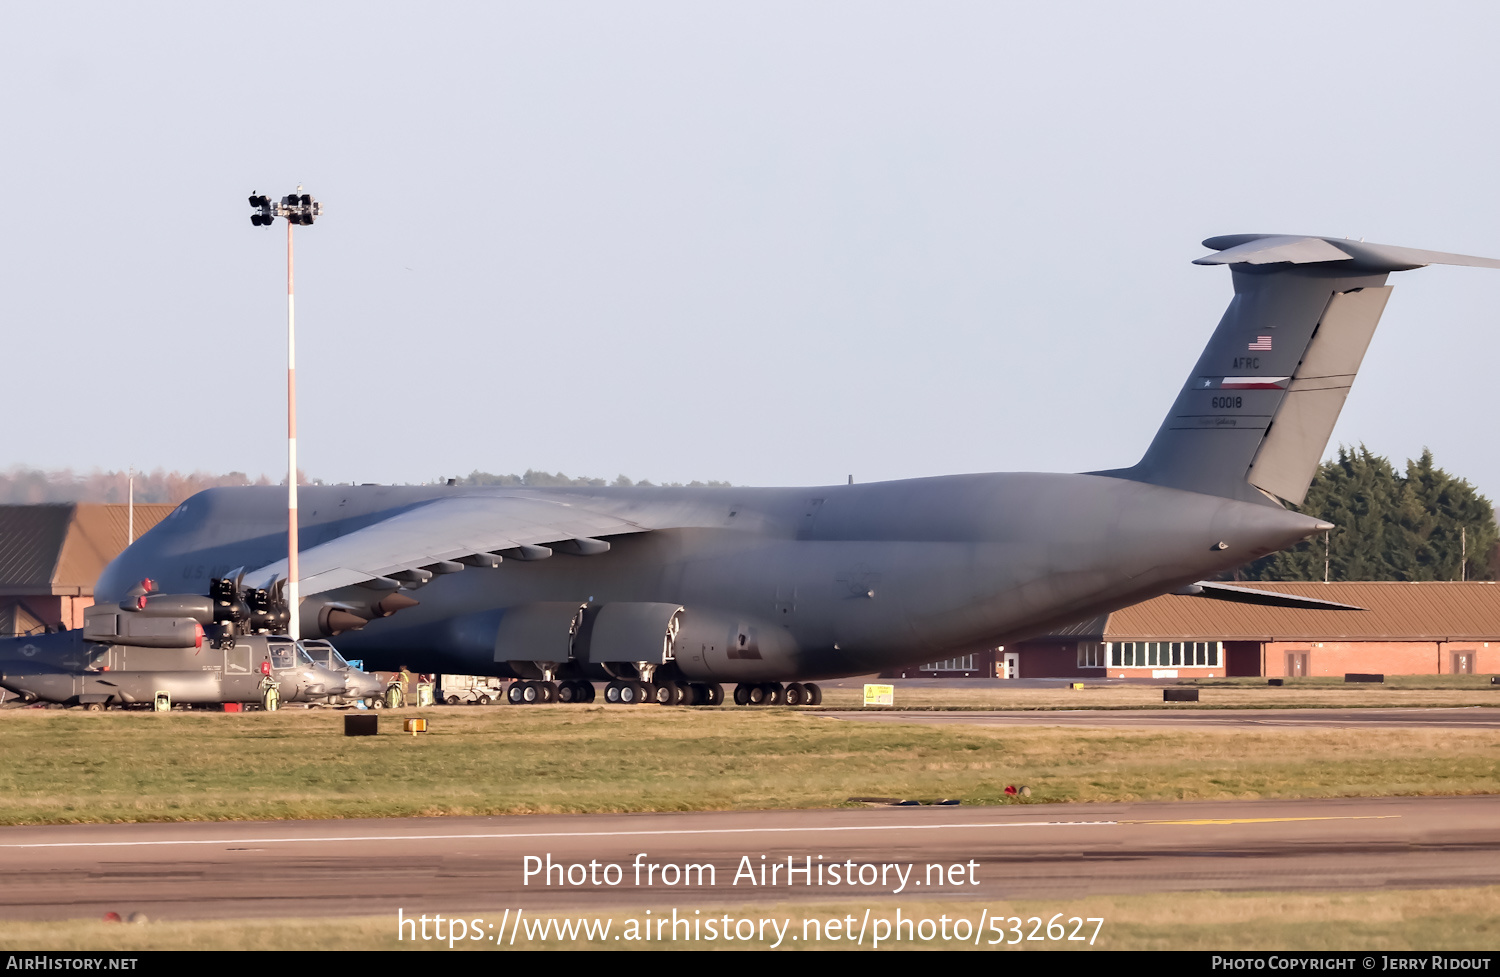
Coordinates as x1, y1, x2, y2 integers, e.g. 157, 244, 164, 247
242, 495, 650, 596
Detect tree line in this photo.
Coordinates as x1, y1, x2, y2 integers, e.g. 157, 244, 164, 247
0, 466, 731, 504
453, 470, 732, 489
0, 467, 274, 505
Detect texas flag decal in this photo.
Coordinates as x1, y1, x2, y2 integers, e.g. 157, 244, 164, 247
1220, 376, 1291, 390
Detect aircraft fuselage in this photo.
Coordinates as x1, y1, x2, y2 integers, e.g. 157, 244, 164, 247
97, 472, 1325, 682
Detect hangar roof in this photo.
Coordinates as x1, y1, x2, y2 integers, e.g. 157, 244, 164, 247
1058, 582, 1500, 643
0, 504, 176, 596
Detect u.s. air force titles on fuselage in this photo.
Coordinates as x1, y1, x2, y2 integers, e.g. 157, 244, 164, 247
92, 234, 1500, 708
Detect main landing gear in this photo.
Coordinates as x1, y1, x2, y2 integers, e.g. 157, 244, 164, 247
732, 682, 821, 706
505, 680, 596, 705
601, 680, 725, 706
502, 680, 728, 705
502, 678, 819, 707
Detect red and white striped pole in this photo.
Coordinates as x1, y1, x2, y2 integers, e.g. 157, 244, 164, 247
248, 189, 319, 639
286, 217, 300, 641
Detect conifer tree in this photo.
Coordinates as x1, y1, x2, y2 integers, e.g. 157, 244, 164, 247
1241, 446, 1497, 581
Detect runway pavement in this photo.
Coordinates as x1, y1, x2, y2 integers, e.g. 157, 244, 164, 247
2, 795, 1498, 921
820, 707, 1500, 729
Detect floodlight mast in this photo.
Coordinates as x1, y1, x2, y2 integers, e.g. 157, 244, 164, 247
248, 189, 323, 641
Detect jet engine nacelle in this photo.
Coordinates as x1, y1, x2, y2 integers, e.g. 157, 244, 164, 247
299, 593, 422, 639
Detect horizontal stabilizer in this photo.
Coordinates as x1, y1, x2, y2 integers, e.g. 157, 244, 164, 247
1196, 234, 1500, 272
1175, 581, 1364, 611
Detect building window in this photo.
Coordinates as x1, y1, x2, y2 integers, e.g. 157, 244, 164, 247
1108, 641, 1220, 668
921, 655, 976, 672
1077, 642, 1105, 668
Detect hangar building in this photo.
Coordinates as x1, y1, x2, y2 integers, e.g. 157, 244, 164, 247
0, 503, 175, 635
890, 582, 1500, 679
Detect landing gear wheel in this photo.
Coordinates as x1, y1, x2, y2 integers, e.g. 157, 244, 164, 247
83, 702, 104, 712
369, 696, 383, 710
582, 682, 597, 703
521, 682, 540, 704
507, 683, 527, 705
784, 683, 804, 706
539, 681, 558, 703
681, 683, 701, 707
605, 682, 623, 704
707, 683, 725, 706
558, 681, 578, 704
804, 683, 822, 706
747, 684, 766, 705
762, 683, 784, 706
618, 682, 639, 705
636, 681, 653, 705
652, 680, 677, 705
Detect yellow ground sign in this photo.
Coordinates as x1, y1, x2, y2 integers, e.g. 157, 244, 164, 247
863, 684, 894, 706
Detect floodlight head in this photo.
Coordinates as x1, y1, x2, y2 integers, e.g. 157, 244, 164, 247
247, 188, 320, 227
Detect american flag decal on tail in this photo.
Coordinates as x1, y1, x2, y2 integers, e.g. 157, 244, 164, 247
1248, 335, 1273, 350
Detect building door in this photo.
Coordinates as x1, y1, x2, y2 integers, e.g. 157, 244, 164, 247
1286, 651, 1310, 678
1452, 651, 1475, 675
1225, 641, 1261, 677
1002, 652, 1019, 680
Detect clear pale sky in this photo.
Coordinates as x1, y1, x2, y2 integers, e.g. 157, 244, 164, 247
3, 3, 1496, 495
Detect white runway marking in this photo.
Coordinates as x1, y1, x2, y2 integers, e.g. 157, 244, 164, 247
0, 813, 1396, 850
0, 819, 1119, 850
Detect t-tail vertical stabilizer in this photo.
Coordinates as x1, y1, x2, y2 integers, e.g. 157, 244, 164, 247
1097, 235, 1500, 506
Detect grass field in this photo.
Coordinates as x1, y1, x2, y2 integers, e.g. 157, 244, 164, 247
813, 675, 1500, 710
6, 887, 1497, 950
1, 704, 1496, 824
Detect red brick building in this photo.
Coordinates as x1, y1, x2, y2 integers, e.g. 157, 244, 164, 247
886, 582, 1500, 679
1007, 582, 1500, 679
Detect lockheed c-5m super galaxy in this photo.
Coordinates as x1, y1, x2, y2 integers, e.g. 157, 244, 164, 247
97, 234, 1500, 707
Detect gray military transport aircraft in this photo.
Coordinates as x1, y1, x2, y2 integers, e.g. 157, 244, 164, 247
94, 234, 1500, 708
